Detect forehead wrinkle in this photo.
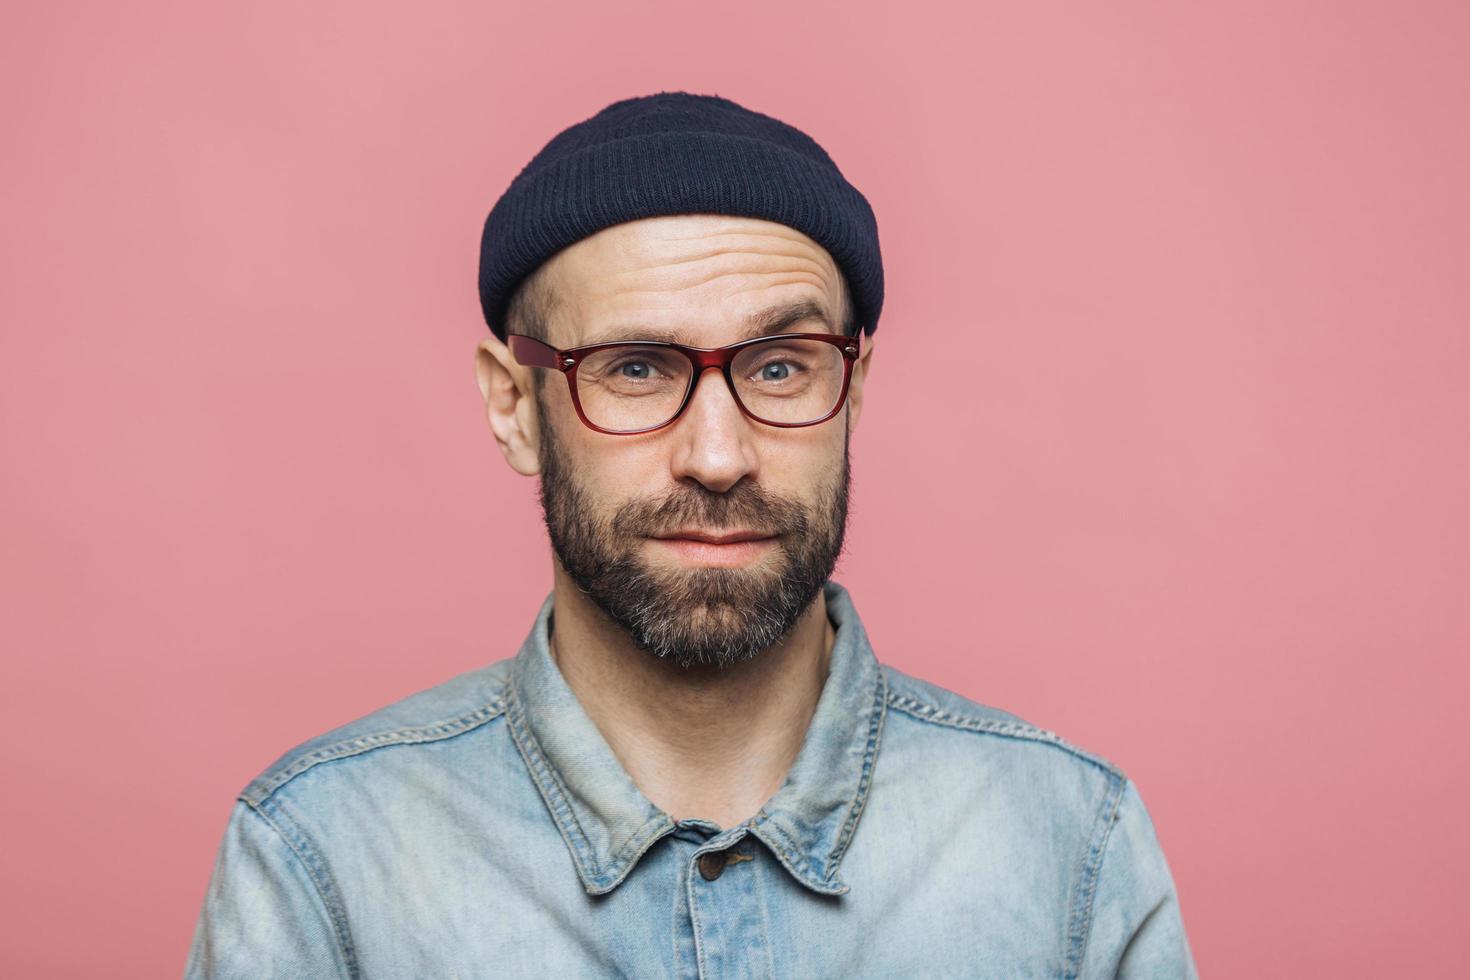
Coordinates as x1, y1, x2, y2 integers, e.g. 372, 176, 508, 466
641, 220, 833, 254
581, 294, 836, 346
607, 249, 837, 294
587, 265, 836, 324
603, 268, 834, 314
558, 223, 845, 346
615, 241, 822, 273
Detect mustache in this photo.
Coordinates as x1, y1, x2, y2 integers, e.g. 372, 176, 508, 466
610, 480, 811, 540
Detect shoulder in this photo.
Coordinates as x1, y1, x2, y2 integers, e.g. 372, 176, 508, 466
875, 667, 1189, 971
239, 658, 516, 808
879, 661, 1126, 782
876, 662, 1134, 870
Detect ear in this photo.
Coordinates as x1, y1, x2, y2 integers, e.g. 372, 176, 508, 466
845, 330, 876, 434
474, 334, 542, 476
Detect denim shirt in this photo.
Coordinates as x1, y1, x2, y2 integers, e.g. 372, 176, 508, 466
187, 580, 1196, 979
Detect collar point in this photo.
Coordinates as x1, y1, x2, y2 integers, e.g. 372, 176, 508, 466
812, 875, 851, 896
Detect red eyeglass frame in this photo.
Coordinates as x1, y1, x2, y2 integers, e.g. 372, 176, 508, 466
507, 330, 863, 435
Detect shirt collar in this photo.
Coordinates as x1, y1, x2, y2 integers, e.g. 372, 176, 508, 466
505, 578, 888, 897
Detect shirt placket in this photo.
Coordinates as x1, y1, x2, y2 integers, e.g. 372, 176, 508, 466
675, 822, 772, 980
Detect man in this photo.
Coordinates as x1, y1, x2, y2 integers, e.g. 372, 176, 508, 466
187, 91, 1196, 978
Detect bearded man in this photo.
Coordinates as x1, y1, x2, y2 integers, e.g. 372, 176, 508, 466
187, 91, 1196, 979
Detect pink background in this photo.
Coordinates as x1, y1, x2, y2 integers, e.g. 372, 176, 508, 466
3, 1, 1467, 976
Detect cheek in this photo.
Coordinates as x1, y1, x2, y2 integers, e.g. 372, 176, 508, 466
756, 427, 846, 487
565, 434, 667, 505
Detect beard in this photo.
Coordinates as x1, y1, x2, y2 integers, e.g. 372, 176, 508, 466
535, 397, 852, 671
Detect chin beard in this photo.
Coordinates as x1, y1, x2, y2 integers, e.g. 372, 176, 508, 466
535, 407, 851, 670
554, 544, 833, 670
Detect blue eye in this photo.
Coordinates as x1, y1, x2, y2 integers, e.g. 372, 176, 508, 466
758, 357, 805, 379
620, 361, 653, 379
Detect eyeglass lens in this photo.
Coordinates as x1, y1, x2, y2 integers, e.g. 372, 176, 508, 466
573, 337, 846, 432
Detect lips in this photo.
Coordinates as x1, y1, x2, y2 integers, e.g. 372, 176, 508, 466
652, 529, 775, 544
648, 530, 779, 568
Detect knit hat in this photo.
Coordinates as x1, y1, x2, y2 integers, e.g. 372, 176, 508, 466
477, 91, 883, 341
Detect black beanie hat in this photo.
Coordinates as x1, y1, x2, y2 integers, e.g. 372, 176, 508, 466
477, 91, 883, 342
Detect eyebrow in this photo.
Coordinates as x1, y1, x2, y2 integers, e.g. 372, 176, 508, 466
581, 299, 836, 346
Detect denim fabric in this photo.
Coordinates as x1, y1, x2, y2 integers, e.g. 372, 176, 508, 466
187, 580, 1196, 979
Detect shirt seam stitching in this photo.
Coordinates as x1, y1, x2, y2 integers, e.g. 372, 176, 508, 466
686, 850, 709, 978
505, 671, 676, 894
244, 694, 510, 806
249, 796, 360, 980
504, 679, 601, 885
1062, 771, 1128, 979
823, 667, 889, 886
884, 691, 1124, 779
749, 819, 830, 892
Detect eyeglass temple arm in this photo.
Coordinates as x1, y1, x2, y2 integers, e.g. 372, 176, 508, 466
507, 334, 571, 371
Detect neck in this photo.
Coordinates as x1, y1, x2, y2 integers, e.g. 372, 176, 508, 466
545, 562, 836, 830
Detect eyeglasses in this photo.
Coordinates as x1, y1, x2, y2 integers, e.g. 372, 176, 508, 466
508, 330, 862, 435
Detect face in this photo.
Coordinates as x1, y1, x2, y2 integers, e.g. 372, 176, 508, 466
486, 214, 875, 670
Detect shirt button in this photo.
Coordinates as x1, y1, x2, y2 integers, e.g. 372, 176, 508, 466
697, 851, 726, 881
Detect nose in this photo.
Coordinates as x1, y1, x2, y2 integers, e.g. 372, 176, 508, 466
667, 366, 759, 493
